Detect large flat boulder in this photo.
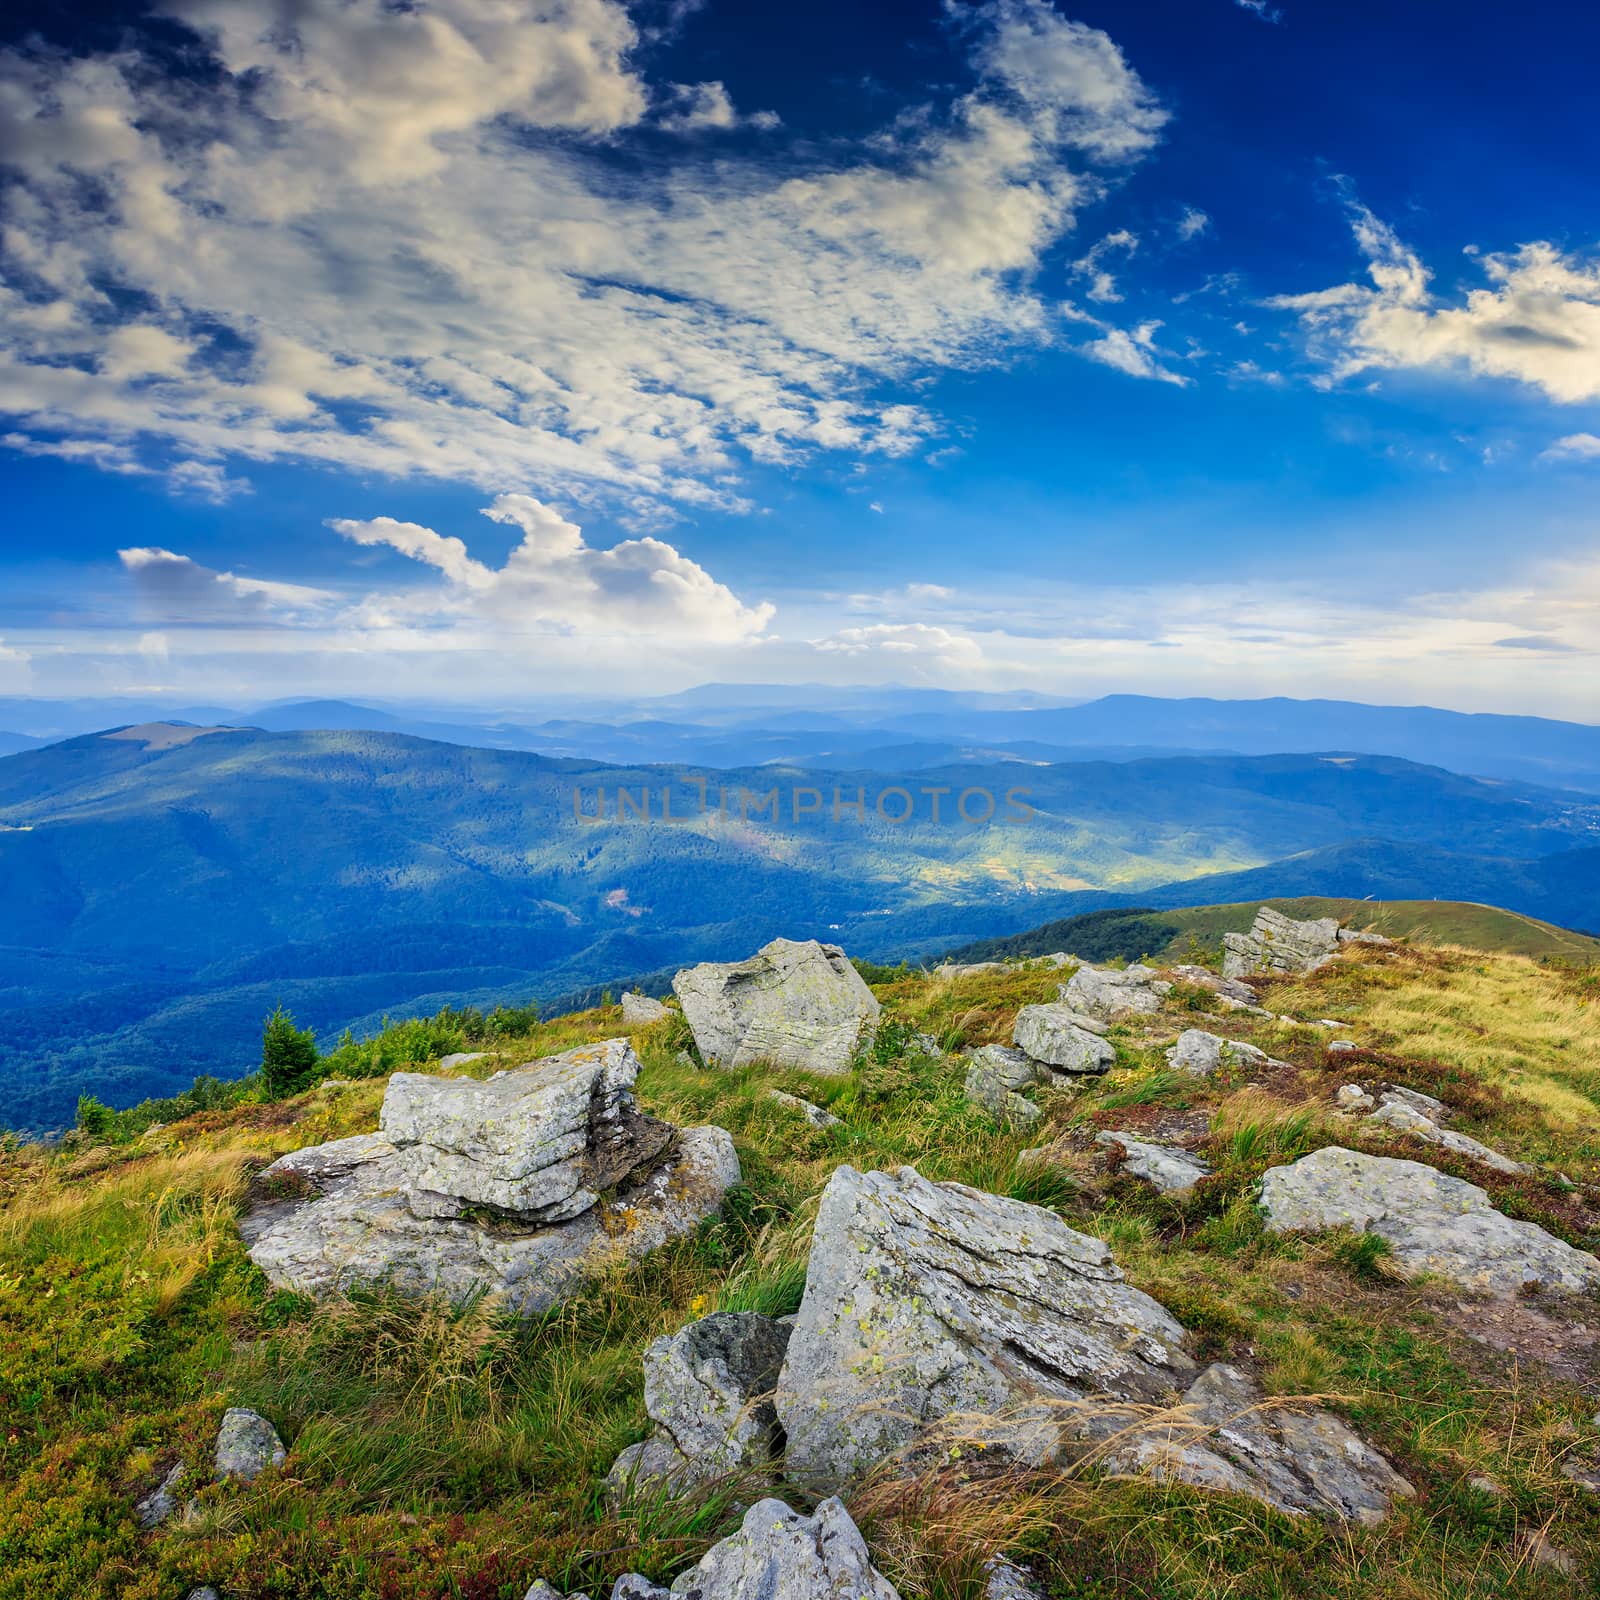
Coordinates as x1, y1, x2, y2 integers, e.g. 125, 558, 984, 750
775, 1165, 1194, 1488
1012, 1006, 1116, 1075
1223, 908, 1340, 979
673, 938, 879, 1075
243, 1040, 739, 1315
1259, 1146, 1600, 1297
1061, 963, 1171, 1019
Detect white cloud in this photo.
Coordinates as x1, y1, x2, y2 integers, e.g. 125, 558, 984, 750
1271, 201, 1600, 403
0, 0, 1167, 514
118, 547, 335, 623
1080, 321, 1190, 385
329, 494, 775, 641
1543, 433, 1600, 461
1235, 0, 1283, 21
811, 621, 986, 670
1176, 205, 1210, 241
659, 80, 777, 132
1070, 228, 1138, 303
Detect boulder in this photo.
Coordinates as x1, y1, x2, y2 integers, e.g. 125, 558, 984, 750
1096, 1131, 1211, 1194
243, 1040, 740, 1315
1061, 963, 1171, 1020
437, 1052, 488, 1070
775, 1165, 1194, 1488
1223, 909, 1341, 979
214, 1407, 285, 1482
620, 991, 671, 1026
1169, 965, 1261, 1007
1335, 1084, 1376, 1114
766, 1090, 842, 1128
983, 1559, 1049, 1600
1012, 1006, 1116, 1075
611, 1496, 899, 1600
674, 939, 879, 1075
135, 1461, 186, 1528
1366, 1092, 1527, 1175
1259, 1147, 1600, 1297
1165, 1030, 1270, 1078
965, 1044, 1045, 1125
1098, 1363, 1414, 1525
607, 1312, 792, 1496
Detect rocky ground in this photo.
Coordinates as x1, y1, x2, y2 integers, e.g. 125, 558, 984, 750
2, 917, 1600, 1599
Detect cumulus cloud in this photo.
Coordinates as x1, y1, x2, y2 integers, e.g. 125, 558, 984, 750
1080, 321, 1190, 385
1176, 205, 1211, 241
1271, 201, 1600, 403
659, 80, 777, 132
0, 0, 1169, 514
811, 621, 986, 670
118, 547, 335, 624
1235, 0, 1283, 22
329, 495, 775, 641
1543, 433, 1600, 461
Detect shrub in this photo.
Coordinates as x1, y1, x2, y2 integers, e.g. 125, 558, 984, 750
261, 1005, 319, 1098
73, 1094, 113, 1139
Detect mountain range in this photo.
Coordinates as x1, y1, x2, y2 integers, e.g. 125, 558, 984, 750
1, 717, 1597, 1129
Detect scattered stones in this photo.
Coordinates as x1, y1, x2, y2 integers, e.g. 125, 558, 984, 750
1562, 1458, 1600, 1494
1223, 908, 1341, 979
214, 1407, 285, 1482
1097, 1362, 1414, 1525
437, 1052, 488, 1070
135, 1461, 186, 1528
1012, 1006, 1117, 1075
1367, 1092, 1527, 1175
620, 991, 671, 1026
243, 1040, 740, 1314
523, 1584, 586, 1600
766, 1089, 841, 1128
674, 939, 880, 1074
611, 1496, 900, 1600
775, 1165, 1194, 1488
1259, 1147, 1600, 1297
1335, 1084, 1376, 1113
1061, 963, 1171, 1020
1165, 1029, 1272, 1078
1096, 1130, 1211, 1194
607, 1312, 792, 1496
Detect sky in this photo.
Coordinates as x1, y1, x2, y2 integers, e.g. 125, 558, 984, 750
1, 0, 1598, 718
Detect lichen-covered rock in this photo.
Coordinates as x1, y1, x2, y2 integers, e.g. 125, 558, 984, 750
437, 1051, 488, 1070
620, 991, 671, 1026
1012, 1006, 1117, 1075
1367, 1092, 1526, 1175
964, 1045, 1045, 1124
1165, 1030, 1271, 1078
1223, 908, 1341, 979
1169, 965, 1261, 1007
214, 1407, 285, 1482
1335, 1084, 1376, 1113
1260, 1147, 1600, 1296
673, 939, 879, 1075
135, 1461, 186, 1528
611, 1496, 899, 1600
766, 1090, 841, 1128
1098, 1363, 1414, 1525
607, 1312, 792, 1496
775, 1165, 1194, 1488
983, 1558, 1049, 1600
1096, 1131, 1211, 1194
1061, 963, 1171, 1019
243, 1042, 740, 1315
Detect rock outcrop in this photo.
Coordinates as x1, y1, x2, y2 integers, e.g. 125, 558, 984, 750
774, 1165, 1195, 1488
964, 1044, 1047, 1125
1260, 1146, 1600, 1296
1223, 908, 1341, 979
1169, 965, 1265, 1010
1097, 1362, 1414, 1525
1165, 1029, 1273, 1078
673, 939, 879, 1074
610, 1497, 900, 1600
243, 1040, 739, 1315
214, 1407, 285, 1482
607, 1312, 792, 1496
1012, 1006, 1117, 1075
1061, 963, 1171, 1020
620, 991, 671, 1026
1096, 1130, 1211, 1194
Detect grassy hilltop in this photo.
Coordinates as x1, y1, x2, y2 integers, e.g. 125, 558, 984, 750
3, 921, 1600, 1598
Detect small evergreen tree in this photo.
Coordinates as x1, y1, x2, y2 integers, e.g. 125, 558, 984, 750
261, 1005, 319, 1098
75, 1094, 113, 1139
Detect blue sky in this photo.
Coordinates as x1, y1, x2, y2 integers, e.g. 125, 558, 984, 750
1, 0, 1598, 715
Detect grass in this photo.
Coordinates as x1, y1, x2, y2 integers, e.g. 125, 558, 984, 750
2, 939, 1600, 1598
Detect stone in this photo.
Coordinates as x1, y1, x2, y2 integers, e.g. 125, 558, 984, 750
621, 991, 671, 1026
1223, 908, 1342, 980
965, 1046, 1045, 1125
1338, 928, 1394, 948
437, 1052, 488, 1070
1013, 1006, 1117, 1075
1335, 1084, 1376, 1113
1327, 1040, 1360, 1055
187, 1590, 222, 1600
1170, 965, 1260, 1006
907, 1032, 943, 1057
214, 1407, 285, 1482
525, 1585, 590, 1600
1096, 1131, 1211, 1194
1366, 1093, 1526, 1176
611, 1496, 899, 1600
983, 1557, 1048, 1600
1259, 1147, 1600, 1297
674, 939, 879, 1075
380, 1038, 673, 1221
1098, 1363, 1414, 1525
936, 961, 1006, 978
243, 1041, 740, 1315
1382, 1085, 1447, 1121
775, 1165, 1194, 1488
1061, 963, 1171, 1020
766, 1090, 841, 1128
1165, 1030, 1269, 1078
135, 1461, 186, 1528
607, 1312, 792, 1496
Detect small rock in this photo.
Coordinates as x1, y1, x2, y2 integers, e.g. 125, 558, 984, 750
1382, 1084, 1447, 1121
1166, 1029, 1270, 1078
437, 1052, 488, 1070
983, 1556, 1049, 1600
135, 1461, 186, 1528
1096, 1131, 1211, 1194
1335, 1084, 1376, 1113
766, 1089, 841, 1128
1327, 1040, 1359, 1055
186, 1589, 222, 1600
674, 939, 879, 1075
965, 1046, 1045, 1125
1522, 1530, 1577, 1575
1013, 1006, 1116, 1075
1467, 1473, 1506, 1496
1367, 1093, 1526, 1175
620, 991, 671, 1026
1562, 1458, 1600, 1494
214, 1407, 285, 1482
524, 1585, 590, 1600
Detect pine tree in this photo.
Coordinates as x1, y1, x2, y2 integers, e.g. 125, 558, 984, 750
261, 1005, 319, 1098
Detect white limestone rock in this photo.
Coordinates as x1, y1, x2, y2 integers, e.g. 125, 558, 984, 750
1013, 1006, 1117, 1075
1165, 1030, 1271, 1078
1062, 963, 1171, 1020
620, 991, 671, 1026
1223, 909, 1341, 980
1096, 1131, 1212, 1195
1366, 1092, 1527, 1175
766, 1090, 842, 1128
